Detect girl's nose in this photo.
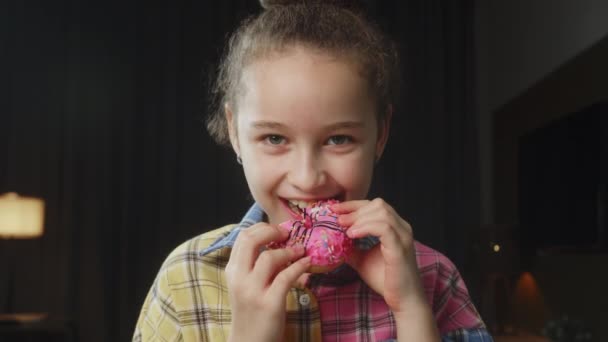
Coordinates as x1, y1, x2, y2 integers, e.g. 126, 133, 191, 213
288, 153, 327, 193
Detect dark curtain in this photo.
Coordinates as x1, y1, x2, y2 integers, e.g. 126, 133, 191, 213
0, 0, 478, 341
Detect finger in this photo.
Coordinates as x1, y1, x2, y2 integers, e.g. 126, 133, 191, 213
231, 223, 289, 271
347, 219, 410, 253
345, 246, 364, 269
338, 203, 382, 227
331, 200, 370, 214
361, 198, 401, 220
336, 198, 397, 226
335, 201, 374, 227
348, 217, 413, 248
346, 245, 384, 277
347, 209, 412, 237
268, 256, 311, 296
344, 200, 412, 238
253, 245, 306, 283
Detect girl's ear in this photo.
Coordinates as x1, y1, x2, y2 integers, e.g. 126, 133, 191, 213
225, 103, 240, 156
375, 105, 392, 160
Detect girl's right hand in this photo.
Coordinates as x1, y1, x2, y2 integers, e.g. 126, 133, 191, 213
225, 222, 311, 342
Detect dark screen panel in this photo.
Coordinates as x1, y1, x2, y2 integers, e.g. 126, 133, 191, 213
518, 103, 607, 252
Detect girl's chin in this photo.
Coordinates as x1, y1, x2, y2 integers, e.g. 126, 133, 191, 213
268, 214, 291, 226
266, 204, 292, 225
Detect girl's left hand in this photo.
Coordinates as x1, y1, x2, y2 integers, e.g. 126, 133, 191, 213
332, 198, 428, 314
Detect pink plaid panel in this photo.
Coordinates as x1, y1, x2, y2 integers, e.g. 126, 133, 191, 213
313, 279, 395, 342
415, 242, 484, 334
309, 241, 485, 341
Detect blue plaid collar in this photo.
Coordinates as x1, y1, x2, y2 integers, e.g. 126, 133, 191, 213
199, 203, 265, 257
199, 202, 378, 257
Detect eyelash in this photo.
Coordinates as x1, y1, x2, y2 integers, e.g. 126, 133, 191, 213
326, 135, 352, 145
264, 135, 286, 145
262, 134, 353, 146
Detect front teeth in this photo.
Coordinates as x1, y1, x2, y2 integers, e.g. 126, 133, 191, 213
288, 200, 314, 211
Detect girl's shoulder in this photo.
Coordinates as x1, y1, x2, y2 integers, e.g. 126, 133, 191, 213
161, 224, 238, 270
414, 241, 486, 333
143, 225, 238, 336
149, 224, 238, 297
414, 240, 459, 273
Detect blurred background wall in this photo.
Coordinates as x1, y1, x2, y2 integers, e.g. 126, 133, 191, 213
476, 1, 608, 340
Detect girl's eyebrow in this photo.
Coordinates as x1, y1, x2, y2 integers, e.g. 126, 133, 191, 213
250, 121, 286, 130
325, 121, 364, 130
250, 120, 364, 130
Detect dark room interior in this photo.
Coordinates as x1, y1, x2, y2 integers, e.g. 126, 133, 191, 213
1, 0, 607, 341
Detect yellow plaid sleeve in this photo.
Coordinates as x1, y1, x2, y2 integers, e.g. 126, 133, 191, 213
133, 263, 182, 342
133, 225, 236, 342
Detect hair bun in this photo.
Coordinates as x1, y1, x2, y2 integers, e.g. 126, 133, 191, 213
259, 0, 361, 10
259, 0, 291, 9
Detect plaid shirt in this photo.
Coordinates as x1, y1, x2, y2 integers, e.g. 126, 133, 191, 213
134, 203, 493, 342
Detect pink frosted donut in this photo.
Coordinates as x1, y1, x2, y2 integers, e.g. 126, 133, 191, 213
276, 200, 352, 273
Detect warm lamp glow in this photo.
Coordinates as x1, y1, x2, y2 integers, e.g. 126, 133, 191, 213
510, 271, 549, 333
515, 272, 542, 299
0, 192, 45, 238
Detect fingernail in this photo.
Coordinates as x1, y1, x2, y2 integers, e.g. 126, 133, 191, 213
347, 229, 358, 238
292, 244, 305, 254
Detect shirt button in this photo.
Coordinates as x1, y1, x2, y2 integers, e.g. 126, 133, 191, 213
299, 293, 311, 306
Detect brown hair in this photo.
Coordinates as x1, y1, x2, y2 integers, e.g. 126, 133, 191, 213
206, 0, 400, 146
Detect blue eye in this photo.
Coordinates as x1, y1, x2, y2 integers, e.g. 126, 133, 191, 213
327, 135, 351, 145
265, 135, 285, 145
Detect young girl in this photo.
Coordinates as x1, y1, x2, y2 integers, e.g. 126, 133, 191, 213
134, 1, 492, 341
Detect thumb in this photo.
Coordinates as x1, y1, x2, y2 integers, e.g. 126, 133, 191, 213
347, 246, 385, 278
346, 248, 365, 272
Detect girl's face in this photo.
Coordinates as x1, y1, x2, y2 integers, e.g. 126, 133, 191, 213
227, 46, 390, 225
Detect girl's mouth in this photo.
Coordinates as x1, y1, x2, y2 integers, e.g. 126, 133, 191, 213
280, 195, 345, 219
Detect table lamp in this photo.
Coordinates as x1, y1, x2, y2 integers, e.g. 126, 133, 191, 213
0, 192, 44, 239
0, 192, 46, 323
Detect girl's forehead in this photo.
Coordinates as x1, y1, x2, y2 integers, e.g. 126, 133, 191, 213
253, 44, 356, 67
229, 46, 379, 136
239, 47, 374, 110
238, 72, 375, 131
243, 45, 367, 88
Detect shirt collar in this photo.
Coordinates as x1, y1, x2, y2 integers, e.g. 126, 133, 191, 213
198, 202, 265, 257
